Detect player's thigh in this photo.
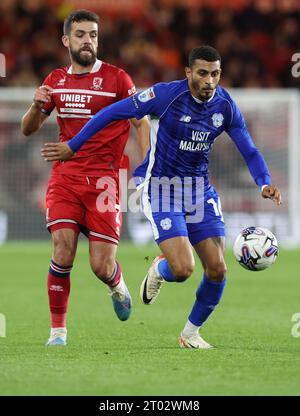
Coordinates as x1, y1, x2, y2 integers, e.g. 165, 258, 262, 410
159, 236, 195, 278
142, 191, 195, 277
194, 237, 227, 281
89, 240, 118, 278
83, 176, 121, 246
187, 186, 225, 247
46, 175, 84, 232
51, 228, 79, 265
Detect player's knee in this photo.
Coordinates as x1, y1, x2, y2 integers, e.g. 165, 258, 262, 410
206, 262, 227, 282
171, 262, 195, 282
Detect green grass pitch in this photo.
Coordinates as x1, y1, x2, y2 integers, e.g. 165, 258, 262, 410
0, 241, 300, 396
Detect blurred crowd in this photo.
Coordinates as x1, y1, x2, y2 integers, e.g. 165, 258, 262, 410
0, 0, 299, 88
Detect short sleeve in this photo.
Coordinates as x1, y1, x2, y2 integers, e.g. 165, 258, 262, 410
117, 70, 137, 100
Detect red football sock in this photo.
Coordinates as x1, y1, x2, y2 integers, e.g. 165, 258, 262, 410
48, 260, 72, 328
107, 261, 121, 287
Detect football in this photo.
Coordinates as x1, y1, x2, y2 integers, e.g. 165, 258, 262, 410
233, 226, 278, 271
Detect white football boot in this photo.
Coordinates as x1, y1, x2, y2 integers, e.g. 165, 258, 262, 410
140, 255, 165, 305
179, 332, 213, 349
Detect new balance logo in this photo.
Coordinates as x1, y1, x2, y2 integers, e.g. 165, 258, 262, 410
49, 285, 64, 292
180, 115, 191, 123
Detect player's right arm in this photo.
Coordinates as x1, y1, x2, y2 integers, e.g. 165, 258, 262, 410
21, 85, 53, 136
42, 84, 168, 161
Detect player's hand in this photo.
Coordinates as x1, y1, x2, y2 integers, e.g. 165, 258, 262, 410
41, 142, 75, 161
261, 185, 282, 205
33, 85, 53, 109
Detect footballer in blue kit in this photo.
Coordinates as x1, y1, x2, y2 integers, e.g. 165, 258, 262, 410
42, 45, 282, 349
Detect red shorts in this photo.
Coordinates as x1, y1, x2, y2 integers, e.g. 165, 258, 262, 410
46, 174, 121, 245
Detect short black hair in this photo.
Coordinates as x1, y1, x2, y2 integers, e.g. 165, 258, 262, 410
63, 10, 99, 35
188, 45, 221, 67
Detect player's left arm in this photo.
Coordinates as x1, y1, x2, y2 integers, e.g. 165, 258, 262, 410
41, 96, 140, 161
41, 85, 162, 161
130, 117, 150, 162
226, 102, 282, 205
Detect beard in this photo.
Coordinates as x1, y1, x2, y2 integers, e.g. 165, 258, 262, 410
70, 46, 97, 67
191, 78, 215, 101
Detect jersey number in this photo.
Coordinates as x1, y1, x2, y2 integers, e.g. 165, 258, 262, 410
207, 198, 224, 221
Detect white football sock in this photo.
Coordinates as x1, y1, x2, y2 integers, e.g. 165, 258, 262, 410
182, 320, 200, 337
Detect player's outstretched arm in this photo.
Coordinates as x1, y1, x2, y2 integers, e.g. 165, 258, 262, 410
41, 94, 143, 161
21, 85, 52, 136
261, 185, 282, 205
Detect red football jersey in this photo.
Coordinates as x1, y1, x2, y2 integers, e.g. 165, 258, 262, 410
42, 59, 136, 176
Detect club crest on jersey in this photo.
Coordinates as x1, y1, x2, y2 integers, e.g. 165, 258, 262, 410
212, 113, 224, 128
160, 218, 172, 231
91, 77, 103, 90
138, 87, 155, 103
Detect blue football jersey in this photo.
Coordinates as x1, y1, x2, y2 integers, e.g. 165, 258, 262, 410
130, 80, 270, 190
68, 78, 271, 191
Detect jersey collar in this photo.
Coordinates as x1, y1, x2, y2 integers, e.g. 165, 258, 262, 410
67, 59, 102, 74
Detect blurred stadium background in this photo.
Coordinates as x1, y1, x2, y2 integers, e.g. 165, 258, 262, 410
0, 0, 299, 246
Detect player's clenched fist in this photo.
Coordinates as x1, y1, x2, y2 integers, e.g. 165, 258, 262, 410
41, 142, 74, 161
33, 85, 53, 108
261, 185, 282, 205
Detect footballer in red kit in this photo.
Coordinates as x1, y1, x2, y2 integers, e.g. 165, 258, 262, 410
21, 10, 150, 346
44, 59, 134, 244
42, 60, 136, 176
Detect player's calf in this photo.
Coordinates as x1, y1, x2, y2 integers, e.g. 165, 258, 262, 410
158, 236, 195, 282
46, 260, 72, 346
140, 255, 195, 305
90, 260, 116, 283
168, 261, 194, 282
